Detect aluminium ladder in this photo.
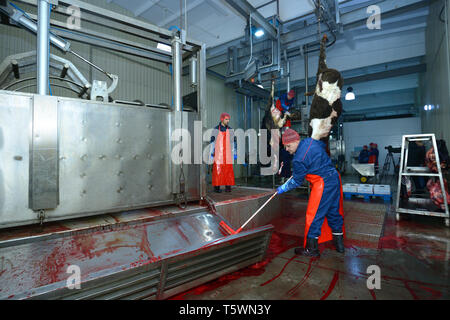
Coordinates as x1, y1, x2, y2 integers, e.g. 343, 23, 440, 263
395, 134, 449, 227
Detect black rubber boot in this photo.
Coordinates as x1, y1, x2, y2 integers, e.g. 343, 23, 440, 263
214, 186, 222, 193
332, 233, 345, 253
294, 238, 320, 257
225, 186, 231, 192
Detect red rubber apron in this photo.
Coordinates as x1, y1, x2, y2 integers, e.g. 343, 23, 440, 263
212, 129, 235, 186
303, 173, 345, 247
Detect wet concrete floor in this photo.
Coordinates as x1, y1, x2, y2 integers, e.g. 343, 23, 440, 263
171, 175, 450, 300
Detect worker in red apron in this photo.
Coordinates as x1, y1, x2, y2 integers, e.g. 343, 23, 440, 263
210, 113, 236, 193
276, 129, 345, 257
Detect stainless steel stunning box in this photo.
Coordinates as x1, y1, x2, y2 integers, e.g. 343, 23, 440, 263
0, 91, 200, 228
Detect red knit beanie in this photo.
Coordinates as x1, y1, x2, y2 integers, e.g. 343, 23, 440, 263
220, 113, 230, 121
282, 128, 300, 144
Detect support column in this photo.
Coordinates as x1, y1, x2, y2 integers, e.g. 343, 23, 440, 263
37, 0, 50, 95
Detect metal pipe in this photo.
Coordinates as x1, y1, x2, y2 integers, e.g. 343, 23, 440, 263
69, 50, 113, 80
276, 24, 281, 70
226, 37, 275, 81
304, 45, 309, 109
283, 49, 288, 91
286, 60, 291, 92
445, 0, 450, 108
244, 95, 247, 184
11, 9, 70, 52
37, 0, 50, 95
245, 13, 253, 70
248, 97, 253, 180
258, 99, 261, 131
189, 55, 197, 87
172, 35, 182, 111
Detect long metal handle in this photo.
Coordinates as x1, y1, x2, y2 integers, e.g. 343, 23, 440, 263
239, 176, 293, 230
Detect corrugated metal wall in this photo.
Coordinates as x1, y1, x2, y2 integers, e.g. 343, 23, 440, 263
420, 0, 450, 144
0, 0, 265, 179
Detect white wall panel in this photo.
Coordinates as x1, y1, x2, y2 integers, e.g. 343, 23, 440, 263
420, 0, 450, 145
343, 117, 422, 174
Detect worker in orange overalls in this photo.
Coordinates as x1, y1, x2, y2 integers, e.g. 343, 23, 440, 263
210, 113, 236, 193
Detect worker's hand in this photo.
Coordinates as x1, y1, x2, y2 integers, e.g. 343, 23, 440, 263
233, 153, 237, 160
210, 152, 214, 160
276, 185, 287, 194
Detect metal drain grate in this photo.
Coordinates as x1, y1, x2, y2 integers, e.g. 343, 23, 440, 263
161, 235, 268, 298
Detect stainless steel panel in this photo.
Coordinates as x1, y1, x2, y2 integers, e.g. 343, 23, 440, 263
57, 98, 173, 213
185, 111, 200, 200
0, 93, 31, 227
171, 110, 183, 195
0, 91, 201, 228
29, 94, 59, 210
0, 208, 273, 300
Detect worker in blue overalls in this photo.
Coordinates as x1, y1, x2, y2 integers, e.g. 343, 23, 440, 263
276, 128, 345, 257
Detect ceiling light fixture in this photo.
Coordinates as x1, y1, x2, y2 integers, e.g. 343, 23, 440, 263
345, 87, 355, 100
157, 43, 172, 53
254, 29, 264, 38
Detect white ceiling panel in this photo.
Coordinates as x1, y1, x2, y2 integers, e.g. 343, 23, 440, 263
279, 0, 315, 21
257, 2, 277, 18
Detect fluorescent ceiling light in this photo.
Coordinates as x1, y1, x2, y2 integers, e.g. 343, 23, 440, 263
157, 43, 172, 53
345, 92, 355, 100
254, 29, 264, 37
345, 87, 355, 100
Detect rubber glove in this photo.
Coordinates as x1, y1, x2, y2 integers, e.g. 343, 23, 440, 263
277, 184, 288, 194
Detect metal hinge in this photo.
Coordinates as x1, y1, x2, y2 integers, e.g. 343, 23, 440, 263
37, 209, 46, 226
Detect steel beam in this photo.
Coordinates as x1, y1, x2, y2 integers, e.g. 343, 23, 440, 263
273, 59, 425, 94
224, 0, 278, 40
207, 0, 429, 68
49, 29, 172, 64
344, 64, 426, 85
16, 0, 203, 47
